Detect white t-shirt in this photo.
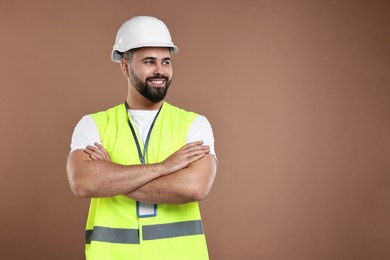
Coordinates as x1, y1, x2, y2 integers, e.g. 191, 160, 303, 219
70, 109, 216, 158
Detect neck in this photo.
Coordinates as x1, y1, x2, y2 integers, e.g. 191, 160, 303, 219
126, 93, 163, 110
126, 100, 163, 110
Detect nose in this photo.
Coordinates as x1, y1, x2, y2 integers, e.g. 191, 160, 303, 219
153, 63, 165, 77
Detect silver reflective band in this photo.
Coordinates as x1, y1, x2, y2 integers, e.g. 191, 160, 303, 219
86, 226, 140, 244
85, 220, 204, 244
143, 220, 204, 240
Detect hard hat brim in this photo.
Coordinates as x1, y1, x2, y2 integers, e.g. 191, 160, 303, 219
111, 44, 178, 63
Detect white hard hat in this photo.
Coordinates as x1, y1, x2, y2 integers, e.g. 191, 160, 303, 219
111, 16, 179, 62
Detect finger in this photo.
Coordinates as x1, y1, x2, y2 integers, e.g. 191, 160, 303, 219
95, 142, 104, 149
85, 148, 105, 160
186, 140, 204, 145
84, 149, 92, 155
94, 143, 111, 161
86, 145, 99, 152
85, 147, 110, 161
187, 145, 210, 154
84, 149, 98, 157
101, 150, 110, 161
92, 152, 104, 160
184, 146, 210, 159
183, 141, 204, 148
181, 141, 205, 152
186, 152, 207, 164
90, 154, 99, 160
84, 150, 98, 160
177, 145, 209, 156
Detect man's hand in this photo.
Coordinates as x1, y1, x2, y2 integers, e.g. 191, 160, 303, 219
160, 141, 210, 174
84, 143, 111, 161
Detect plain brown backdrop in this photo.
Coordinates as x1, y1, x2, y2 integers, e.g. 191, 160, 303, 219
1, 0, 389, 259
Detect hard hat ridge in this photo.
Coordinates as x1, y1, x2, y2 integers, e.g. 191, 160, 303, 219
111, 16, 178, 63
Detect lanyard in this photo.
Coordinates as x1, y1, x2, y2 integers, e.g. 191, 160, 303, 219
124, 101, 163, 164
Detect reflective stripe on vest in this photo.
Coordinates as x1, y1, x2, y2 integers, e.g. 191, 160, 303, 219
86, 220, 204, 244
143, 220, 204, 240
86, 226, 139, 244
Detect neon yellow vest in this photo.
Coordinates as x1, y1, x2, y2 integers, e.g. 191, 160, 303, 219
86, 102, 209, 260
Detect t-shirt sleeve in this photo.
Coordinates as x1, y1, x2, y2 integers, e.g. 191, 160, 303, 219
70, 115, 102, 153
186, 115, 217, 159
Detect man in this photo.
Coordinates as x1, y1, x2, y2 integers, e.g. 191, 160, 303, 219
66, 16, 217, 260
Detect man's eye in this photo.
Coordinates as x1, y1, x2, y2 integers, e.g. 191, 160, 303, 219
162, 60, 171, 65
144, 60, 153, 64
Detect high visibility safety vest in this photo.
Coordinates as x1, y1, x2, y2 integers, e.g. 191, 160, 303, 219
86, 102, 209, 260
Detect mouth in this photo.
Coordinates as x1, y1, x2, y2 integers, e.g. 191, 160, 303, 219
147, 78, 167, 88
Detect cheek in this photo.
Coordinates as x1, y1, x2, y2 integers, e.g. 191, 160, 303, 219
131, 68, 148, 80
141, 68, 156, 78
166, 67, 173, 77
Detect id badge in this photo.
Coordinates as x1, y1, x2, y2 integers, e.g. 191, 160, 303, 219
137, 201, 157, 218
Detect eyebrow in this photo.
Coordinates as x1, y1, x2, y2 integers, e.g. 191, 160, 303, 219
141, 57, 171, 61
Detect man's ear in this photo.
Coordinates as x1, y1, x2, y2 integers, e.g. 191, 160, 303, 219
120, 59, 130, 78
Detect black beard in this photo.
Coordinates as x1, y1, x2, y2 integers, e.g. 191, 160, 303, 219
130, 68, 171, 103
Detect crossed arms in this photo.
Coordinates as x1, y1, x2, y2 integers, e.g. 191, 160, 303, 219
66, 141, 217, 204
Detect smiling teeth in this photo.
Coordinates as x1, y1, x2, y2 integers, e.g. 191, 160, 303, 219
152, 80, 163, 83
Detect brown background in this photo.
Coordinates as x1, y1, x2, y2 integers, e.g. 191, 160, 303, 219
0, 0, 389, 259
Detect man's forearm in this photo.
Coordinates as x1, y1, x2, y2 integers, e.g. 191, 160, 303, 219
67, 142, 211, 198
126, 171, 195, 204
126, 154, 217, 204
67, 150, 168, 198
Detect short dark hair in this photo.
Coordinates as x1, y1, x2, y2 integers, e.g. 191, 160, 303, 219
122, 49, 135, 61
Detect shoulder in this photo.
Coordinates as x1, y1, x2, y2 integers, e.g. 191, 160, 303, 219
70, 115, 100, 152
75, 114, 96, 128
188, 115, 214, 139
163, 102, 198, 122
90, 104, 125, 121
165, 103, 213, 127
192, 114, 212, 127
